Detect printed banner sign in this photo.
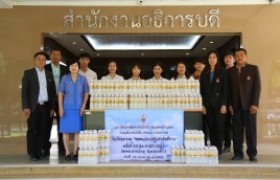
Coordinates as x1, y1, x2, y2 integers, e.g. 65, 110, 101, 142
105, 110, 183, 161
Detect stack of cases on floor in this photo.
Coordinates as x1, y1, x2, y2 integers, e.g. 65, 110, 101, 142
171, 130, 219, 164
78, 130, 111, 164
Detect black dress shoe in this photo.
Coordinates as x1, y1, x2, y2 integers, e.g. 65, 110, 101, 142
72, 154, 78, 161
231, 156, 243, 160
39, 154, 49, 160
222, 147, 231, 153
65, 154, 71, 161
29, 155, 39, 161
43, 150, 50, 156
249, 156, 258, 162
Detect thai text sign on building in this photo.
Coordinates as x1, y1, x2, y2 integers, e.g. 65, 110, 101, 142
64, 9, 220, 29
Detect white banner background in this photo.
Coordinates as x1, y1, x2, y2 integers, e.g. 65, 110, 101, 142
105, 110, 184, 161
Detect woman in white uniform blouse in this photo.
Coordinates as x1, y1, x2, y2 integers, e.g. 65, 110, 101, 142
148, 63, 167, 82
101, 61, 124, 81
129, 63, 142, 81
172, 61, 189, 81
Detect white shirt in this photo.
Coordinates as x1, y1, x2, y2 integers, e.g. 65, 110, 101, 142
35, 68, 48, 104
101, 74, 124, 81
51, 62, 61, 93
147, 76, 168, 82
79, 68, 97, 84
128, 77, 141, 81
171, 75, 188, 81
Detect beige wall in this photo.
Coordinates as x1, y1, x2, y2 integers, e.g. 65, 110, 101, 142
0, 5, 280, 154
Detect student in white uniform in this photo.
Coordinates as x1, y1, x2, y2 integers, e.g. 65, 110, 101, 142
101, 60, 124, 81
192, 58, 206, 80
148, 62, 167, 82
78, 53, 97, 109
78, 53, 98, 83
129, 63, 142, 81
172, 61, 189, 81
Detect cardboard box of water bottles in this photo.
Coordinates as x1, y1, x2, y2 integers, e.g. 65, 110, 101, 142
78, 129, 111, 164
171, 130, 219, 164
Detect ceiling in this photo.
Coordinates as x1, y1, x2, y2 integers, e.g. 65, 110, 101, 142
0, 0, 277, 8
44, 33, 239, 58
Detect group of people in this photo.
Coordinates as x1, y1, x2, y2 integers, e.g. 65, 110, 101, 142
21, 47, 261, 163
200, 49, 261, 163
21, 49, 91, 161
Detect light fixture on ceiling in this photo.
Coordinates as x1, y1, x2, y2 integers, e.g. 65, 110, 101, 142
210, 41, 214, 44
84, 35, 201, 51
96, 53, 100, 57
185, 52, 190, 56
202, 48, 207, 50
80, 48, 84, 51
72, 42, 77, 45
141, 53, 145, 56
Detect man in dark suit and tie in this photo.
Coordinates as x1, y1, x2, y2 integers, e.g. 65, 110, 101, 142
21, 52, 56, 161
44, 49, 69, 156
228, 48, 261, 162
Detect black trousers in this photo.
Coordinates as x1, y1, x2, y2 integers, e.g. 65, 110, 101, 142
224, 110, 232, 148
206, 106, 225, 154
86, 95, 91, 110
232, 106, 257, 157
27, 104, 49, 156
202, 114, 209, 146
44, 99, 64, 153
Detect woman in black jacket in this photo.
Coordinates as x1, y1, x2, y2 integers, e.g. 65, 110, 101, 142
200, 51, 228, 155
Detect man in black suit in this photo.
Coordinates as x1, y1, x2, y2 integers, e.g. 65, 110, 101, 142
44, 49, 69, 156
21, 52, 56, 161
228, 48, 261, 162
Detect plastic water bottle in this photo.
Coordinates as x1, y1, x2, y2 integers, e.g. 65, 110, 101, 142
180, 146, 185, 163
171, 146, 176, 163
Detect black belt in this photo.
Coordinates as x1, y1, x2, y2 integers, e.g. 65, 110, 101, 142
37, 101, 48, 106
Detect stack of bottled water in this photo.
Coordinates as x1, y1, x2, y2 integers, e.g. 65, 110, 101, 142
129, 94, 147, 109
97, 130, 111, 163
184, 146, 219, 164
127, 80, 146, 95
184, 130, 205, 148
90, 80, 128, 96
90, 80, 128, 110
90, 94, 128, 110
78, 130, 111, 164
171, 146, 186, 163
89, 77, 202, 110
171, 130, 219, 164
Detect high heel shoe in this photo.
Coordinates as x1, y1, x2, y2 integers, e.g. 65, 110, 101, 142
72, 154, 78, 161
65, 154, 71, 161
